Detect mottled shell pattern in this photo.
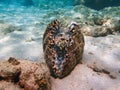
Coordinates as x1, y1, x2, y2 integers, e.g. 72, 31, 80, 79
43, 19, 84, 78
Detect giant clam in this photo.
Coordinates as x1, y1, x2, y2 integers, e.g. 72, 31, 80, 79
43, 19, 85, 78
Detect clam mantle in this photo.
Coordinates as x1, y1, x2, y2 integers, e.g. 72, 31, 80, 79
43, 20, 85, 78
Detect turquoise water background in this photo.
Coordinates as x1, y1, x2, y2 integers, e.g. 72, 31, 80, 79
0, 0, 74, 31
0, 0, 75, 60
0, 0, 120, 61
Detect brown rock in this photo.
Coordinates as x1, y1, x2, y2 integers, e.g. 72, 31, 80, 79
8, 57, 20, 65
0, 58, 21, 82
19, 61, 51, 90
0, 57, 51, 90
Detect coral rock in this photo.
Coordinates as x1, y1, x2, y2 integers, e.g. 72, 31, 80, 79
81, 18, 120, 37
0, 57, 51, 90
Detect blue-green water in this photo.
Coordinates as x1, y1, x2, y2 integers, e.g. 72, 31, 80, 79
0, 0, 120, 61
0, 0, 74, 29
0, 0, 75, 60
0, 0, 73, 9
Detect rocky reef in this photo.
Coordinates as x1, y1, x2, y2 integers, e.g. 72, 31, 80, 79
74, 0, 120, 10
42, 5, 120, 37
81, 17, 120, 37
